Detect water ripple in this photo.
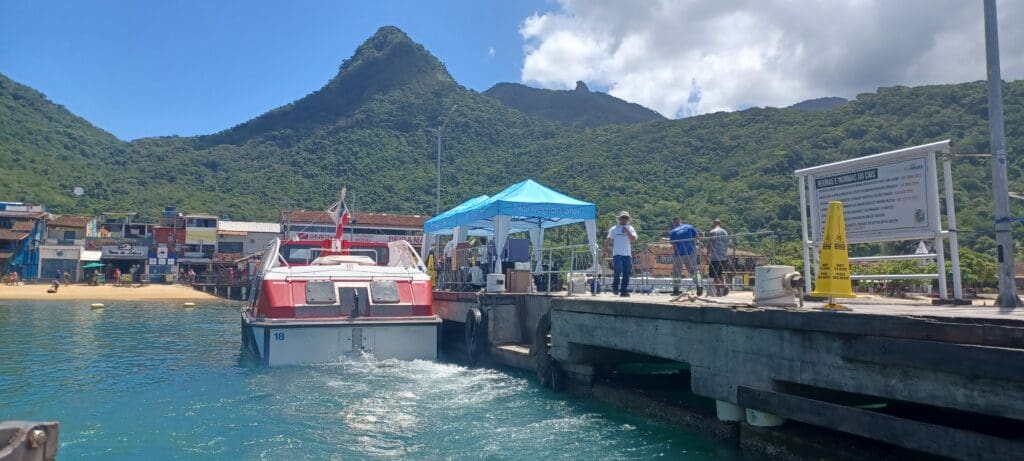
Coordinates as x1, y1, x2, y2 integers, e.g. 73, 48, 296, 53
0, 301, 741, 460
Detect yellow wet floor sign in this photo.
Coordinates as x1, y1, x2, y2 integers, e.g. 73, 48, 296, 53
812, 201, 855, 310
426, 253, 436, 286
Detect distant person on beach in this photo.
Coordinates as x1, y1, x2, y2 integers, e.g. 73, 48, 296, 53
113, 267, 122, 287
55, 269, 62, 283
668, 217, 700, 296
604, 211, 638, 297
187, 268, 196, 284
63, 271, 71, 286
707, 219, 730, 296
48, 278, 60, 293
90, 270, 99, 286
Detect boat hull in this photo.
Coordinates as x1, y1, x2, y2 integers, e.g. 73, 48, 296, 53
241, 312, 441, 366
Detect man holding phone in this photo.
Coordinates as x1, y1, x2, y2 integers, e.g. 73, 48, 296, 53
604, 211, 638, 297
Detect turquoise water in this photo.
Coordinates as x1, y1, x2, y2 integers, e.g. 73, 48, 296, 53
0, 301, 743, 460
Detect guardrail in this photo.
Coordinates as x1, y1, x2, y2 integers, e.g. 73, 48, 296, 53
431, 232, 777, 296
624, 231, 777, 295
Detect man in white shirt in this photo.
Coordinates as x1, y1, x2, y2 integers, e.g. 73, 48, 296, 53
468, 262, 485, 288
442, 238, 456, 269
604, 210, 638, 297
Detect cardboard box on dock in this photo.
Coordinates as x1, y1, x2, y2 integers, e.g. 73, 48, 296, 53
506, 270, 531, 293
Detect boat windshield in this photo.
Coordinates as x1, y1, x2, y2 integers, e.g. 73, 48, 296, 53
281, 244, 321, 265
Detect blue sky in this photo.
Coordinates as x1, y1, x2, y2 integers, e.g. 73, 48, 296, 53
0, 0, 554, 140
3, 1, 1021, 140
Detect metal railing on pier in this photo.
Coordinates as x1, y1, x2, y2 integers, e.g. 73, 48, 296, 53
618, 231, 777, 295
430, 231, 776, 296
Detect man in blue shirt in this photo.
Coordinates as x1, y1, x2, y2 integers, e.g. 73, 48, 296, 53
668, 218, 701, 296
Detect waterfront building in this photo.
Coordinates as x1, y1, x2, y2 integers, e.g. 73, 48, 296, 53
87, 212, 155, 279
180, 213, 219, 272
150, 206, 185, 282
281, 209, 427, 245
40, 215, 99, 282
216, 221, 282, 259
0, 202, 50, 280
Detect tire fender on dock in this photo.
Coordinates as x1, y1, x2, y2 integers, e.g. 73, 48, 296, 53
464, 306, 488, 366
534, 312, 565, 391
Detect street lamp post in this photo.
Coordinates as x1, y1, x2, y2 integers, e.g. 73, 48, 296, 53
983, 0, 1019, 307
433, 104, 458, 215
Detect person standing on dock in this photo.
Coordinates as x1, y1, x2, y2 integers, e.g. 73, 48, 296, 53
668, 217, 700, 296
605, 211, 638, 297
707, 219, 730, 296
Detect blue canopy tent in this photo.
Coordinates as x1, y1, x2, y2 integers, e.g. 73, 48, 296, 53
423, 180, 599, 273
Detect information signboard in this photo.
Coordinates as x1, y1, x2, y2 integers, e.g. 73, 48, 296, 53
812, 156, 931, 243
794, 140, 962, 301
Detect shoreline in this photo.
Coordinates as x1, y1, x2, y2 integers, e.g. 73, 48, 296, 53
0, 283, 229, 302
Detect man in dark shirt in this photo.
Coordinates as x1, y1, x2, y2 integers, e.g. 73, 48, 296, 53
669, 217, 701, 296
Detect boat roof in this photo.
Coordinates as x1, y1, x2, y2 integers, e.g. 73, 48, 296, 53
263, 264, 430, 281
311, 255, 376, 266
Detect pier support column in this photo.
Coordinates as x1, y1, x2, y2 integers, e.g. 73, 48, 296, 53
745, 409, 786, 427
715, 400, 745, 422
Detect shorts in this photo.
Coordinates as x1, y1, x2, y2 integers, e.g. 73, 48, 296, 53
709, 260, 726, 279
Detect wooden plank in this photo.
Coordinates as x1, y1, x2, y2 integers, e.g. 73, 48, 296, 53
841, 336, 1024, 382
737, 386, 1024, 461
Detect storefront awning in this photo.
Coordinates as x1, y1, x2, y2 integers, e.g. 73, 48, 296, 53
80, 250, 103, 261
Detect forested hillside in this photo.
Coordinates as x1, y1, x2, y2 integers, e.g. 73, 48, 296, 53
483, 81, 665, 127
2, 26, 1022, 254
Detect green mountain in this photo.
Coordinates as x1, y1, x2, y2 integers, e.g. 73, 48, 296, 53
788, 96, 848, 112
483, 81, 665, 127
0, 73, 124, 213
2, 26, 1022, 255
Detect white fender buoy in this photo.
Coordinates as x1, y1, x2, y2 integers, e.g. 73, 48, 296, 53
90, 303, 104, 309
183, 302, 196, 308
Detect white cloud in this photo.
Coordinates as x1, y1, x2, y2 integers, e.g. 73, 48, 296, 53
488, 46, 496, 58
520, 0, 1024, 117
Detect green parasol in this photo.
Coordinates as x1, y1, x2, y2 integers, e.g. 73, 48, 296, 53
82, 262, 105, 268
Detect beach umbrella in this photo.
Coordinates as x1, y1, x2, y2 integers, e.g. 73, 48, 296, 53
82, 262, 105, 268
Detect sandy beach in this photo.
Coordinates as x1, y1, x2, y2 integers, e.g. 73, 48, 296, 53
0, 283, 226, 302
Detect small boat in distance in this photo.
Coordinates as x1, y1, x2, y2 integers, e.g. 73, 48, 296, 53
241, 191, 439, 366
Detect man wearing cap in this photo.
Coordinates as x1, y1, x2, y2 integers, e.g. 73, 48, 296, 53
604, 211, 638, 297
706, 219, 730, 296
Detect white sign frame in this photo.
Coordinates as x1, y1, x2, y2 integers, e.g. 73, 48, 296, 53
794, 140, 963, 301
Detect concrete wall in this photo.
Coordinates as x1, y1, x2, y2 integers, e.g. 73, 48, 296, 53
551, 308, 1024, 420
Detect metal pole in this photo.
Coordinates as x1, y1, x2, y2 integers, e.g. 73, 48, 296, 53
436, 130, 441, 215
434, 104, 458, 216
798, 175, 814, 293
942, 154, 963, 300
926, 152, 948, 300
983, 0, 1019, 307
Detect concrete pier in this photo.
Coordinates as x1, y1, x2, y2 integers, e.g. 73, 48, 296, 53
435, 291, 1024, 460
553, 294, 1024, 460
